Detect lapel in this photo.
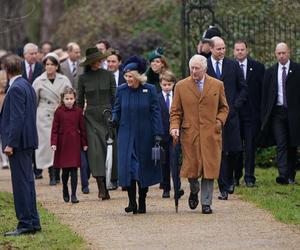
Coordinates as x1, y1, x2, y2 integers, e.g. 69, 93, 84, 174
286, 60, 295, 83
186, 76, 201, 100
207, 57, 217, 78
246, 58, 253, 84
158, 92, 169, 115
200, 74, 213, 102
273, 63, 279, 93
220, 57, 229, 80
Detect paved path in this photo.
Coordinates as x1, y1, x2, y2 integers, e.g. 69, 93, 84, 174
1, 168, 300, 250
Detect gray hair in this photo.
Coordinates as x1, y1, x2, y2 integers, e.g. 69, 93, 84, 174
67, 42, 80, 52
23, 43, 38, 55
189, 54, 207, 69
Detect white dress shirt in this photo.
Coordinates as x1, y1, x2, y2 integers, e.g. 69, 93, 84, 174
238, 58, 248, 80
114, 70, 119, 87
162, 90, 173, 113
211, 57, 223, 75
25, 61, 35, 79
67, 59, 77, 73
277, 60, 290, 106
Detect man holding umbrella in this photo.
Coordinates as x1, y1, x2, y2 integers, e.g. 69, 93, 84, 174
170, 54, 228, 214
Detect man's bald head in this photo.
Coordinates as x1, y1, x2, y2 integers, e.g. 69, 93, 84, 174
275, 42, 290, 65
210, 36, 226, 61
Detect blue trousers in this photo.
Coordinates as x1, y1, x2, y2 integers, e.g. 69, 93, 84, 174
9, 149, 40, 230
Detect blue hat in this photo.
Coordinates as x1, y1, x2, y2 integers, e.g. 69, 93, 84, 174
123, 56, 147, 74
148, 47, 164, 62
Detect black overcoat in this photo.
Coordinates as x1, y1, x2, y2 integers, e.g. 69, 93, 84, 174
207, 57, 247, 151
259, 61, 300, 147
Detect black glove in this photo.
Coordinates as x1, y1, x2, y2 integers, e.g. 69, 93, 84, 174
155, 135, 162, 144
108, 118, 117, 128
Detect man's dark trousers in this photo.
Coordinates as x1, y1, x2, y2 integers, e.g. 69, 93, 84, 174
271, 106, 297, 180
9, 149, 40, 230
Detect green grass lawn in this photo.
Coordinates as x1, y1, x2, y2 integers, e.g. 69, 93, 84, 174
0, 192, 86, 250
235, 167, 300, 227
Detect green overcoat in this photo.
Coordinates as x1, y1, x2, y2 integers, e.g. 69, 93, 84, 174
77, 68, 116, 178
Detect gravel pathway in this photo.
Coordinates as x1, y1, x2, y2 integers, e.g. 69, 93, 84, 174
1, 167, 300, 250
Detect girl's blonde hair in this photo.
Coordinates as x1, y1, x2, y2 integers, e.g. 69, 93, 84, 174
60, 86, 76, 106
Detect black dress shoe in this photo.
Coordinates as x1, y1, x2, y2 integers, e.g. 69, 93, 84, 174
218, 191, 228, 200
125, 204, 138, 214
63, 186, 70, 202
177, 189, 184, 199
82, 187, 90, 194
35, 174, 43, 179
245, 181, 255, 187
227, 185, 235, 194
162, 190, 170, 198
34, 226, 42, 232
276, 176, 289, 185
202, 205, 213, 214
188, 192, 199, 210
233, 179, 240, 186
288, 178, 295, 185
71, 195, 79, 203
4, 228, 35, 236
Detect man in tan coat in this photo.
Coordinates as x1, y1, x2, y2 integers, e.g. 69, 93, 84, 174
170, 54, 228, 214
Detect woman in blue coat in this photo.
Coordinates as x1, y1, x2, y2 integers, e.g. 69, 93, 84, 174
112, 56, 163, 214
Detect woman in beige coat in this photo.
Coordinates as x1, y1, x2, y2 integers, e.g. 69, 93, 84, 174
33, 52, 71, 185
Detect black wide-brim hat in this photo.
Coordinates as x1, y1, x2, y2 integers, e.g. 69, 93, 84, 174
79, 47, 110, 66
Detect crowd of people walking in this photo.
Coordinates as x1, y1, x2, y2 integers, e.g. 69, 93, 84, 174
0, 26, 299, 236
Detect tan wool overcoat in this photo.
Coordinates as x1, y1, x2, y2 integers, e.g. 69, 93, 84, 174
170, 74, 229, 179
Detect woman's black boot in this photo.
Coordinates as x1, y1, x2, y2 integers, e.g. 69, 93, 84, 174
125, 181, 137, 214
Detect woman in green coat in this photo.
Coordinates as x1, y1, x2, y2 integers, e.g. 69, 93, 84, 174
77, 47, 116, 200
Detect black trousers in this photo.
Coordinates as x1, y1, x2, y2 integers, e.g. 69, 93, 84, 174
271, 106, 297, 181
218, 151, 240, 193
235, 114, 258, 183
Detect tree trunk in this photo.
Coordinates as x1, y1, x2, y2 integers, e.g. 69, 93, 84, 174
0, 0, 26, 53
40, 0, 64, 43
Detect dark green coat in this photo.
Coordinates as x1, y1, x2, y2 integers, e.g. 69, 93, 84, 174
77, 68, 116, 177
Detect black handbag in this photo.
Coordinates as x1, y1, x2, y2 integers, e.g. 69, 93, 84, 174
151, 142, 165, 165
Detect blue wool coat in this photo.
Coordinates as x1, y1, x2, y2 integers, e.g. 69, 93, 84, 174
112, 83, 163, 188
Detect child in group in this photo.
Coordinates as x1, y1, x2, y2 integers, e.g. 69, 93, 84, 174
0, 70, 9, 169
51, 86, 88, 203
158, 70, 184, 199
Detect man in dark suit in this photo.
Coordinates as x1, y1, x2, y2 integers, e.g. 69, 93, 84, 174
21, 43, 43, 84
21, 43, 43, 179
233, 40, 265, 187
1, 55, 41, 236
207, 36, 247, 200
260, 42, 300, 185
60, 42, 83, 89
107, 49, 126, 86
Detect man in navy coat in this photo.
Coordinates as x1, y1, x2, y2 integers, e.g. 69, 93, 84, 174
260, 43, 300, 185
1, 54, 41, 236
233, 40, 265, 187
207, 36, 247, 200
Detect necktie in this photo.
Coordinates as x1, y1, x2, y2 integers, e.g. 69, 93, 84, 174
72, 62, 77, 77
165, 93, 170, 111
282, 66, 287, 107
197, 80, 203, 92
28, 64, 33, 83
215, 61, 221, 79
240, 63, 246, 80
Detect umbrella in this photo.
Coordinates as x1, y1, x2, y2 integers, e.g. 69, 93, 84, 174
172, 136, 180, 213
103, 108, 115, 190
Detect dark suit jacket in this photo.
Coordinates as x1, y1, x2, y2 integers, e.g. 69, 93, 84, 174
259, 60, 300, 147
207, 56, 247, 151
21, 61, 43, 84
0, 76, 38, 151
60, 59, 83, 89
239, 57, 265, 133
